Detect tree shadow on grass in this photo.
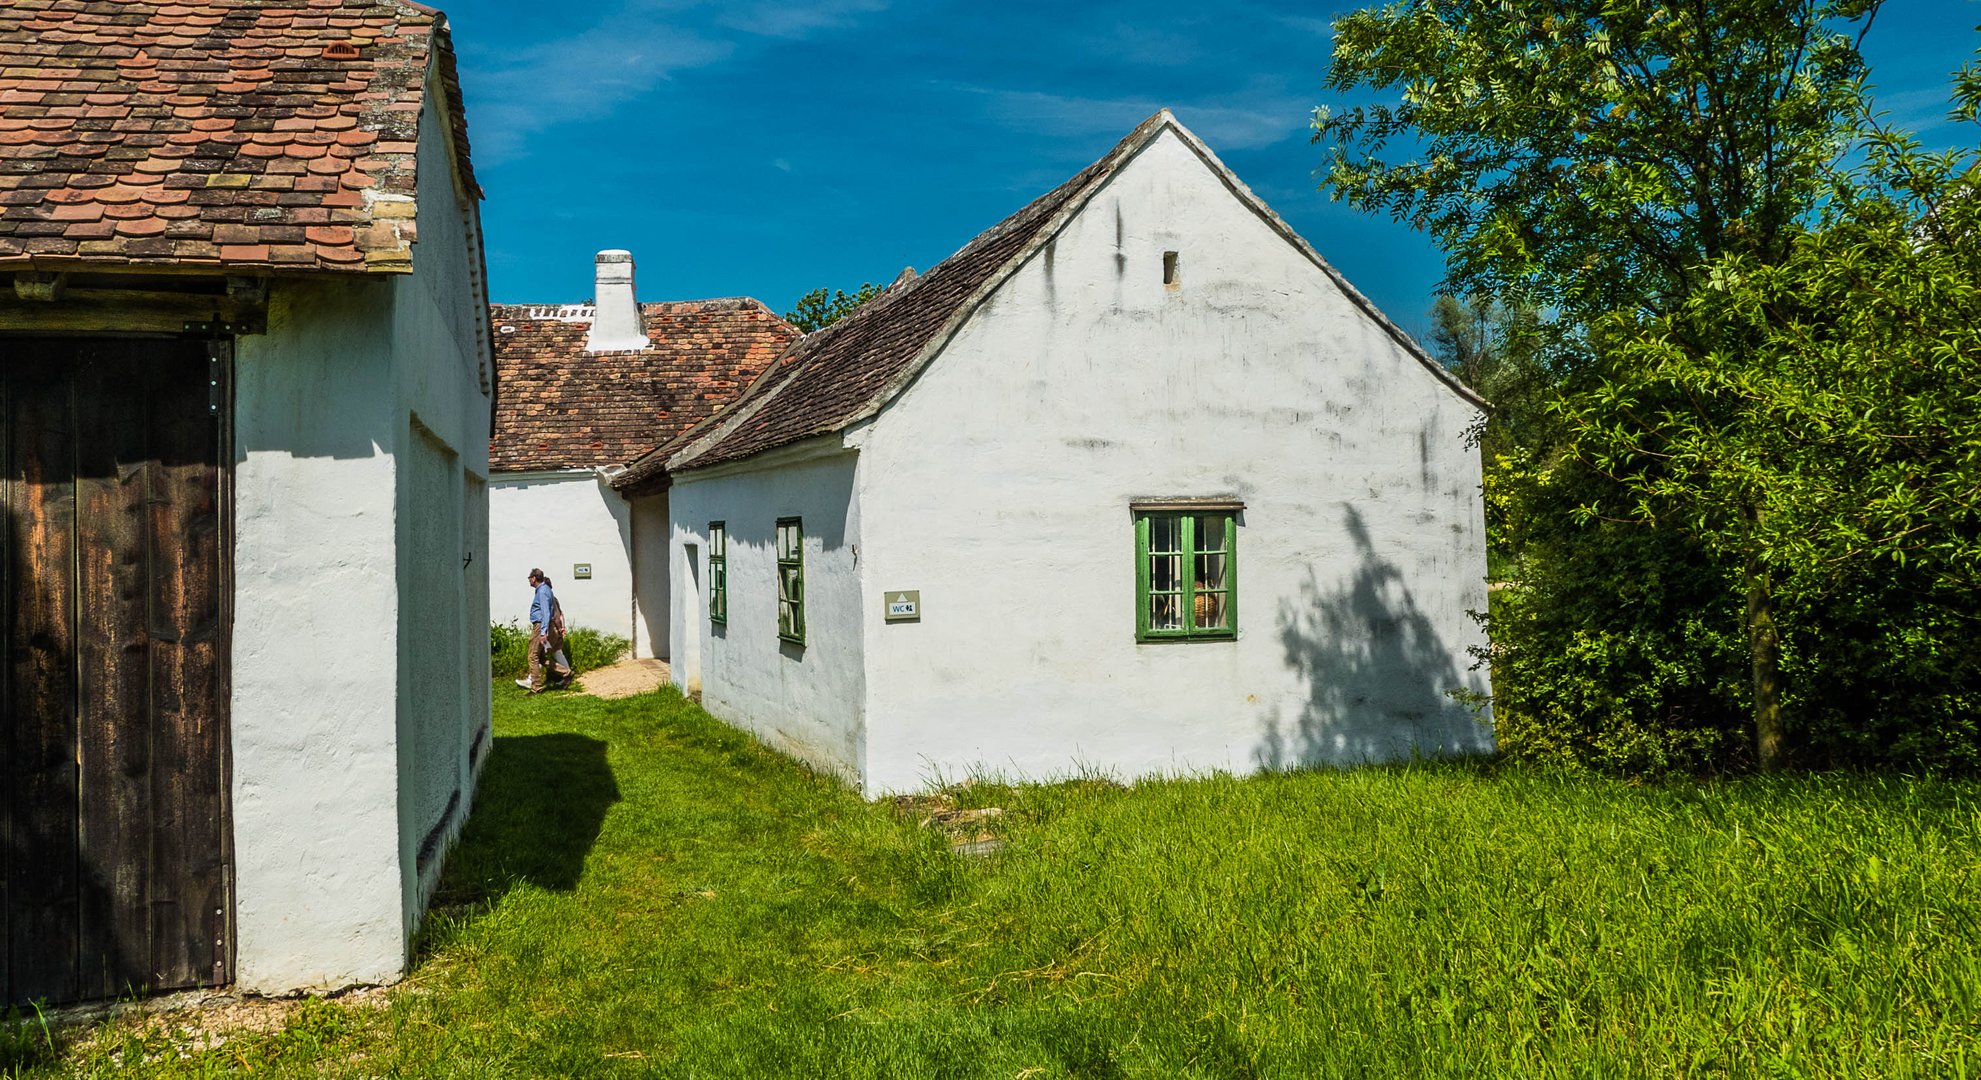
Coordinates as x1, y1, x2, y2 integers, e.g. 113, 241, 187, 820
429, 734, 620, 907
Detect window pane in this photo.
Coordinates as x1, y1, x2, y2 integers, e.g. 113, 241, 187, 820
1193, 590, 1228, 630
1151, 550, 1181, 592
779, 566, 799, 602
778, 601, 794, 637
1195, 551, 1227, 593
1150, 591, 1183, 630
1195, 514, 1226, 554
1149, 514, 1182, 554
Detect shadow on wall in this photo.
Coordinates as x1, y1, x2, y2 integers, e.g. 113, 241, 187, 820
1257, 505, 1490, 770
430, 733, 619, 905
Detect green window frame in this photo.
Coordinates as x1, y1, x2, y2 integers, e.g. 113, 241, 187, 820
776, 517, 805, 644
707, 521, 727, 623
1135, 507, 1237, 642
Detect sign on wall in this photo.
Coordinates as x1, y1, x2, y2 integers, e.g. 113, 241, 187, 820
573, 563, 592, 580
885, 590, 920, 623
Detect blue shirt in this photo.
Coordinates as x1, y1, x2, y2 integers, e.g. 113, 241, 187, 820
530, 582, 554, 629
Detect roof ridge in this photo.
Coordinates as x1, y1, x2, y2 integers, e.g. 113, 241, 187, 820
645, 110, 1174, 479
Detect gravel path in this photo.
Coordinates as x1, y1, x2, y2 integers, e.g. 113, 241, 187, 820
576, 658, 670, 699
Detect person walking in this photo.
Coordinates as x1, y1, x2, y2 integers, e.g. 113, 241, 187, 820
520, 568, 570, 693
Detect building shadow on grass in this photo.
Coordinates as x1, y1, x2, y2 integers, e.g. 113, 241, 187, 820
429, 733, 620, 907
1256, 505, 1492, 770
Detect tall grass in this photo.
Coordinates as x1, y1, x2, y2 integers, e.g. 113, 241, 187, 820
488, 621, 627, 680
18, 689, 1978, 1078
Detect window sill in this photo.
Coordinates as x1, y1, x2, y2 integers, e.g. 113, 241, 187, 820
1135, 632, 1236, 644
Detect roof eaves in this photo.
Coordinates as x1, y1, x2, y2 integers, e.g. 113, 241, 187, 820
665, 109, 1178, 475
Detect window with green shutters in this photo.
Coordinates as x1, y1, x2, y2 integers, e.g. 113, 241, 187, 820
707, 522, 727, 623
776, 517, 805, 644
1135, 507, 1237, 641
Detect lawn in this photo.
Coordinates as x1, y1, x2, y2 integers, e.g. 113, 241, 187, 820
8, 686, 1979, 1078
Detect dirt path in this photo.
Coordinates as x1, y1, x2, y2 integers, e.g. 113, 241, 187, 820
576, 658, 669, 699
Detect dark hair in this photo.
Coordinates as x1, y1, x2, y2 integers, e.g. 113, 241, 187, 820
528, 567, 545, 581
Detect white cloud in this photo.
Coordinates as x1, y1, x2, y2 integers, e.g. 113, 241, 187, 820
457, 1, 887, 164
950, 81, 1312, 152
1871, 85, 1960, 137
715, 0, 889, 40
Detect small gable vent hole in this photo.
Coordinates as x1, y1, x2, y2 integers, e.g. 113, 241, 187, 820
1162, 250, 1179, 287
322, 41, 360, 60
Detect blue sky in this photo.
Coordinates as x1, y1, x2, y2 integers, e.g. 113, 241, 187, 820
452, 1, 1981, 339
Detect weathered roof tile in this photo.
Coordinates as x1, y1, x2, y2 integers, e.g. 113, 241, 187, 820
489, 299, 801, 474
0, 0, 478, 275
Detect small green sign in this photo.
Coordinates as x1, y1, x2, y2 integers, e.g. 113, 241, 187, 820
885, 590, 920, 622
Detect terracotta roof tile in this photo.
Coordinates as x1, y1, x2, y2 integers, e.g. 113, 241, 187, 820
0, 0, 478, 275
489, 299, 801, 474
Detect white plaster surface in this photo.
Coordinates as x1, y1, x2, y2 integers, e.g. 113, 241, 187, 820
585, 250, 650, 352
227, 88, 491, 993
630, 493, 669, 660
231, 276, 409, 992
669, 448, 865, 782
487, 471, 636, 643
672, 125, 1490, 796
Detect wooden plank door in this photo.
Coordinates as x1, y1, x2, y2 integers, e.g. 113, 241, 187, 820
2, 336, 231, 1006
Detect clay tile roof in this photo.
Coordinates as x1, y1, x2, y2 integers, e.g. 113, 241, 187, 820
489, 298, 802, 474
628, 110, 1481, 486
0, 0, 477, 274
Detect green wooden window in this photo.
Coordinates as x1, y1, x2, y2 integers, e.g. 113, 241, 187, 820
707, 521, 727, 623
776, 517, 805, 644
1135, 510, 1236, 641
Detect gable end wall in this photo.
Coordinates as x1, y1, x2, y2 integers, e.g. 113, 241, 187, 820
853, 128, 1492, 794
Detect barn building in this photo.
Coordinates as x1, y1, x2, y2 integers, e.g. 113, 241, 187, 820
629, 112, 1494, 796
0, 0, 493, 1002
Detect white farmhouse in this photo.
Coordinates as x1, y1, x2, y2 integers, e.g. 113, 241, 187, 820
488, 254, 797, 658
0, 0, 491, 1003
628, 111, 1494, 796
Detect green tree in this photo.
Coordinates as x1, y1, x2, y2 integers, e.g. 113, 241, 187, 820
783, 282, 882, 332
1316, 0, 1886, 768
1426, 293, 1549, 461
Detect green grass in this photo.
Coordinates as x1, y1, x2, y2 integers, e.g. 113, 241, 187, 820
12, 689, 1980, 1078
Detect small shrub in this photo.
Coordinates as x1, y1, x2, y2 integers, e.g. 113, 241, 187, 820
490, 621, 529, 680
563, 627, 629, 674
489, 621, 627, 681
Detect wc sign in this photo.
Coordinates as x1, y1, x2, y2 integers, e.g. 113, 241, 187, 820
884, 590, 921, 623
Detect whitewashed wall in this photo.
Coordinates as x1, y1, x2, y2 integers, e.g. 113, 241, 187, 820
630, 493, 669, 660
233, 276, 406, 992
487, 471, 636, 644
229, 88, 492, 993
669, 445, 865, 781
852, 128, 1491, 795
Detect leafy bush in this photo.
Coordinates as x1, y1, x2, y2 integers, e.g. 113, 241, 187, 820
562, 626, 629, 675
490, 621, 529, 680
490, 621, 628, 682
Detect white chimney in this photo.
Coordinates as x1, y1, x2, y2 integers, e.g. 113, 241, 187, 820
585, 249, 649, 352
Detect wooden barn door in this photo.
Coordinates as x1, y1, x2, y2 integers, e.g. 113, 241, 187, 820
1, 336, 231, 1006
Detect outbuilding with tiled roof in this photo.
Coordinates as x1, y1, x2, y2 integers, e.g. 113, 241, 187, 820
651, 112, 1494, 796
0, 0, 494, 1005
487, 251, 798, 662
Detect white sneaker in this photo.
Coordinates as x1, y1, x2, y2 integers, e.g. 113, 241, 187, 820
514, 678, 532, 690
